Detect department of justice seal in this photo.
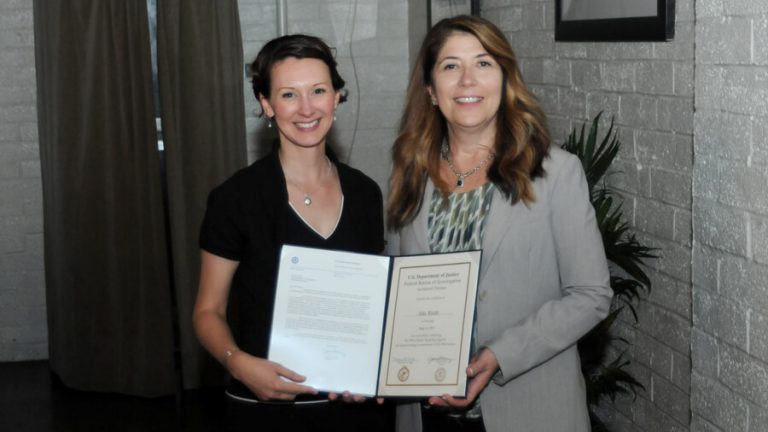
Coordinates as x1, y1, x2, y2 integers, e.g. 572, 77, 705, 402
398, 366, 410, 382
434, 367, 446, 382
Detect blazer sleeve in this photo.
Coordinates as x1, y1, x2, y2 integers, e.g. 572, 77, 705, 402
486, 152, 612, 384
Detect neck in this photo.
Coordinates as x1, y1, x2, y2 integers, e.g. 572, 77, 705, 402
279, 144, 329, 182
446, 123, 496, 159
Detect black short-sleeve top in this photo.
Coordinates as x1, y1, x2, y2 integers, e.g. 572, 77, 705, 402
199, 148, 384, 399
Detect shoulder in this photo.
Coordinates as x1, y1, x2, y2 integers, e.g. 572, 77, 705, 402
542, 146, 581, 174
540, 147, 585, 185
337, 162, 382, 197
531, 146, 587, 202
207, 153, 282, 205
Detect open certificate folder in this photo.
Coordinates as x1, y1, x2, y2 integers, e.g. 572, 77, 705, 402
267, 245, 482, 398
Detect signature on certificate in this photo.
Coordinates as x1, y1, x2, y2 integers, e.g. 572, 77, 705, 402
428, 356, 453, 365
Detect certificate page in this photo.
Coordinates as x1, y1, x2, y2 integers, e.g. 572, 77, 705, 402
377, 250, 481, 397
268, 245, 391, 396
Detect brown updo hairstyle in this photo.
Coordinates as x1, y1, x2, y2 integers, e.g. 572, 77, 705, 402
386, 15, 551, 230
250, 34, 348, 109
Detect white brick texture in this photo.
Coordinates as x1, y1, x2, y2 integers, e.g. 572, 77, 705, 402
0, 0, 45, 361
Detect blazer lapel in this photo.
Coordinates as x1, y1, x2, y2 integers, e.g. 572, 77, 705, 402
408, 181, 518, 283
480, 188, 517, 282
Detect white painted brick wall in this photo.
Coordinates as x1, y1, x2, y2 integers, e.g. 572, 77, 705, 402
484, 0, 694, 429
430, 0, 472, 23
0, 0, 46, 362
692, 0, 768, 425
238, 0, 278, 163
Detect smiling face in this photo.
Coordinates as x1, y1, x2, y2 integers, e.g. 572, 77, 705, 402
428, 32, 503, 136
260, 57, 341, 150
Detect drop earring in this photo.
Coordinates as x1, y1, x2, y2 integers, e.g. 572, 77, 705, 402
267, 117, 272, 128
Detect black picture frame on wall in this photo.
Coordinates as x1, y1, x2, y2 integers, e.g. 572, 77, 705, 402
555, 0, 675, 42
428, 0, 480, 26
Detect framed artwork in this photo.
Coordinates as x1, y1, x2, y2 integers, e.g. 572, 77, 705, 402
429, 0, 480, 26
555, 0, 675, 41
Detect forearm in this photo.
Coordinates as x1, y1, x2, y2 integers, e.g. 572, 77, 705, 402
193, 308, 241, 369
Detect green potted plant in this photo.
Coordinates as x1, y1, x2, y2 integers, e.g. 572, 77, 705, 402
562, 112, 658, 431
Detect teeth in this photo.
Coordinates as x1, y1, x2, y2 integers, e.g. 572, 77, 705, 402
455, 97, 482, 103
295, 120, 320, 129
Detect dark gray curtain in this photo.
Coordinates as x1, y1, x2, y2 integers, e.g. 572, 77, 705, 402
157, 0, 247, 389
34, 0, 176, 396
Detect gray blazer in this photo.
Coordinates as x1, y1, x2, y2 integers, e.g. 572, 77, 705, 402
388, 147, 612, 432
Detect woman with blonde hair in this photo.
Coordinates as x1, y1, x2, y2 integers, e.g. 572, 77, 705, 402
387, 16, 611, 432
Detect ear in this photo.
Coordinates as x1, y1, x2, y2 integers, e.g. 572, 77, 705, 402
259, 94, 274, 118
334, 90, 341, 109
426, 86, 437, 105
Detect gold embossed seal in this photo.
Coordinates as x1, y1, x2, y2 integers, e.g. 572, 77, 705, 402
434, 367, 446, 382
398, 366, 410, 382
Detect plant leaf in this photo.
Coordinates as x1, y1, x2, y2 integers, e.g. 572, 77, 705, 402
563, 112, 660, 423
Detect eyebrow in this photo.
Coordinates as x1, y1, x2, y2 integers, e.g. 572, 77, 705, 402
437, 52, 492, 63
275, 82, 331, 91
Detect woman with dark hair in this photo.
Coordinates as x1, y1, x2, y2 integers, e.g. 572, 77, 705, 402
193, 34, 391, 431
387, 16, 611, 432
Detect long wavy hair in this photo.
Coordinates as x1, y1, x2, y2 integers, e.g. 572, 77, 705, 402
386, 15, 551, 230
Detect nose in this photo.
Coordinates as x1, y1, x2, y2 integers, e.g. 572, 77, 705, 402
459, 67, 476, 87
298, 94, 313, 116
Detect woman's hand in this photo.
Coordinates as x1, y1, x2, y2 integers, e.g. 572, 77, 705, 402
328, 391, 368, 403
227, 350, 318, 401
327, 392, 386, 405
427, 348, 499, 408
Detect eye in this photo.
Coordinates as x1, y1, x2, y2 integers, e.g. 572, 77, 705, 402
442, 63, 458, 71
280, 91, 295, 99
478, 60, 493, 68
313, 88, 327, 95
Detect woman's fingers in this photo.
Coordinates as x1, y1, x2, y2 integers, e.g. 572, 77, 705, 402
330, 391, 367, 403
274, 363, 307, 383
427, 349, 500, 409
238, 357, 317, 400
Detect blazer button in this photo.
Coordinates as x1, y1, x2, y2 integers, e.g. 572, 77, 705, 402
479, 291, 487, 301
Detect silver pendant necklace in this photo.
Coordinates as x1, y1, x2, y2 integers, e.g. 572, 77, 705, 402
287, 157, 333, 206
441, 142, 495, 188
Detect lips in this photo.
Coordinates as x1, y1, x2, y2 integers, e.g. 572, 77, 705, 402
295, 119, 320, 129
454, 96, 483, 103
